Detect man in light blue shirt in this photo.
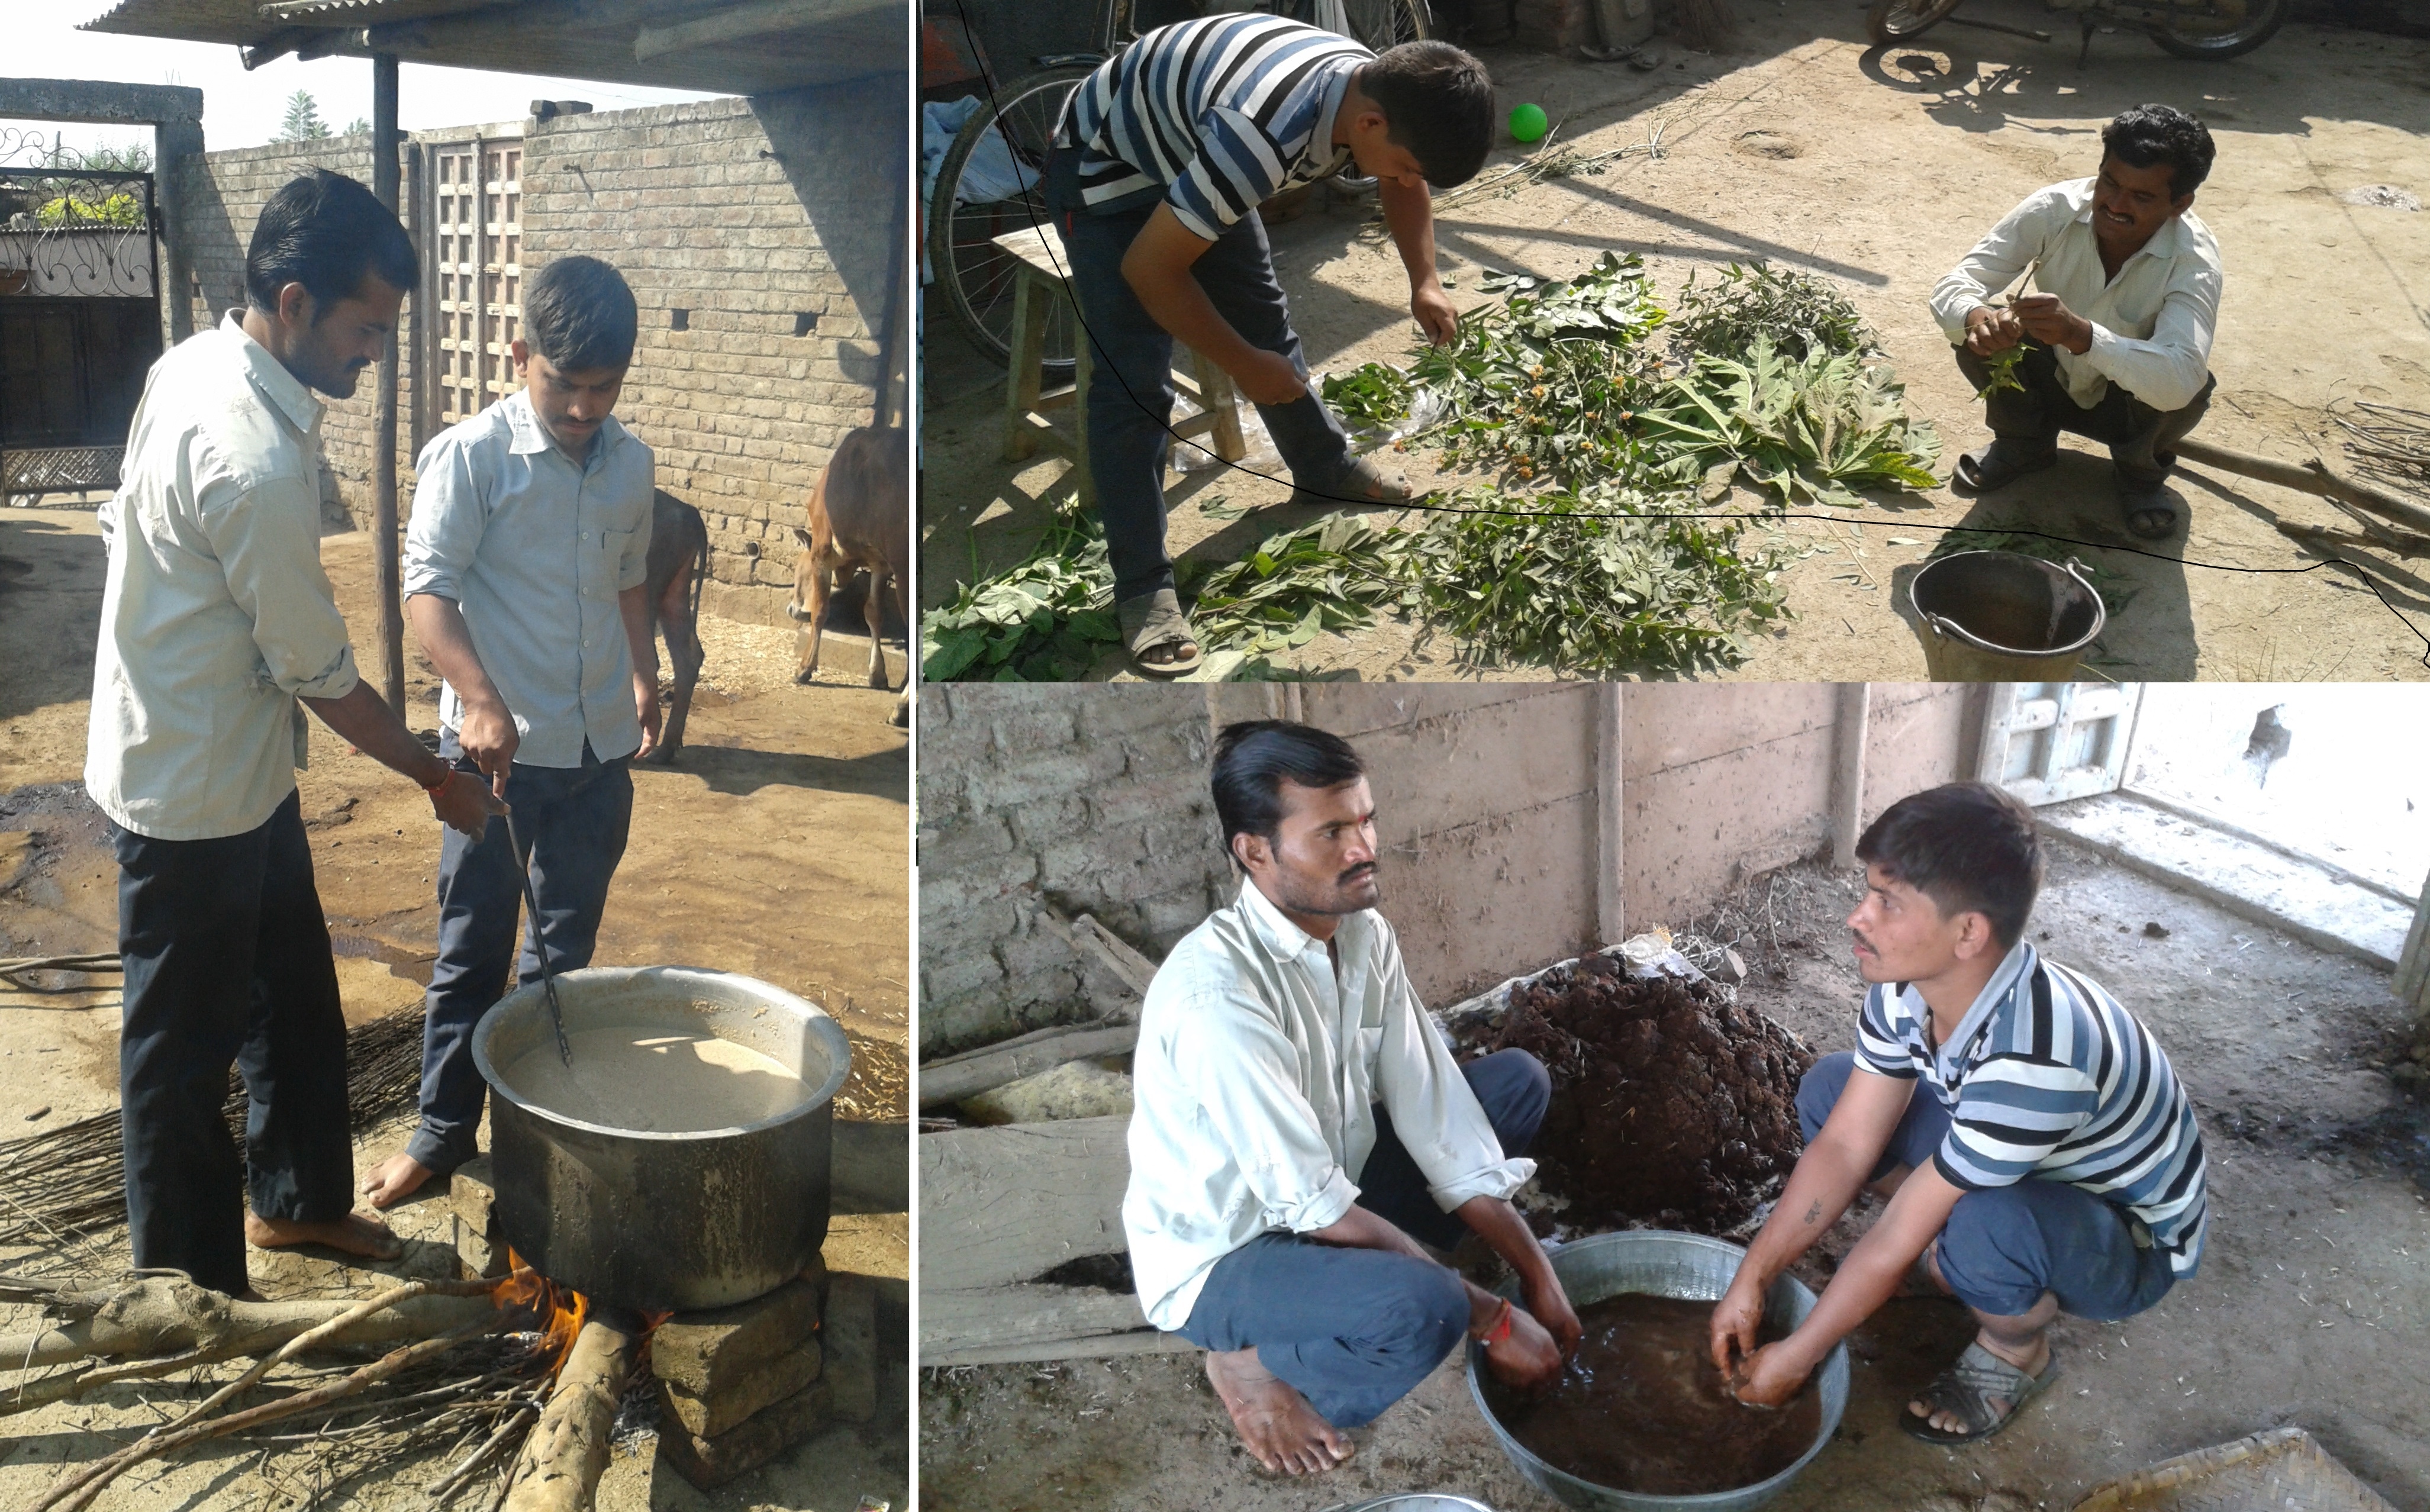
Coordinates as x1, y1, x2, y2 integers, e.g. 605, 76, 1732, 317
363, 256, 660, 1205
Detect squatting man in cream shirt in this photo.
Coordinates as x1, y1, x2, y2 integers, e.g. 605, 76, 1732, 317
1123, 721, 1578, 1476
86, 169, 501, 1299
1931, 104, 2222, 541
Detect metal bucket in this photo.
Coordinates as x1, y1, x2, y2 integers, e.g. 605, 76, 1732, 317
1466, 1231, 1848, 1512
1908, 550, 2105, 682
471, 965, 852, 1311
1326, 1499, 1500, 1512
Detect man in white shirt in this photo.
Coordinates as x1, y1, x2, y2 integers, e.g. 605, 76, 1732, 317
1124, 721, 1578, 1476
1929, 105, 2221, 540
360, 257, 659, 1207
88, 169, 501, 1298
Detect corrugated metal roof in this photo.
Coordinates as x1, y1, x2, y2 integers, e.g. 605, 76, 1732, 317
76, 0, 901, 92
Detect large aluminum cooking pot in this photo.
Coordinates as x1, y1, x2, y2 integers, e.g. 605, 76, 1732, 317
470, 965, 852, 1311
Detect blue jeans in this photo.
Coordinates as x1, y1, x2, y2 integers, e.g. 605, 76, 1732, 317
111, 791, 356, 1297
1048, 149, 1358, 604
1177, 1049, 1551, 1427
1797, 1051, 2177, 1321
406, 733, 633, 1172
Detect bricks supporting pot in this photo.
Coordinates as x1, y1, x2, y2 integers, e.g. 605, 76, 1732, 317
655, 1270, 884, 1490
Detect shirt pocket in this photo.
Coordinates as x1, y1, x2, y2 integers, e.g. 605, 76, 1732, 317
584, 527, 634, 602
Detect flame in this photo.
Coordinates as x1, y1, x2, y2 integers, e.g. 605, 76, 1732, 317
497, 1248, 591, 1379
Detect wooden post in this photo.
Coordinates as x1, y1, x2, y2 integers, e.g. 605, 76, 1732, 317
1830, 682, 1870, 870
373, 53, 407, 714
1594, 682, 1625, 948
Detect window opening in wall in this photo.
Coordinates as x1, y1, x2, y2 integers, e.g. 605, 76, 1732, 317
671, 308, 689, 331
793, 311, 816, 337
427, 133, 521, 428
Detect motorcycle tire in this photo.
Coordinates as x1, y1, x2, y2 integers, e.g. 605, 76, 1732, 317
1867, 0, 1963, 44
2149, 0, 2288, 58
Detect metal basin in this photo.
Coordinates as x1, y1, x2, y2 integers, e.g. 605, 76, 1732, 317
471, 965, 852, 1311
1908, 549, 2105, 682
1467, 1231, 1848, 1512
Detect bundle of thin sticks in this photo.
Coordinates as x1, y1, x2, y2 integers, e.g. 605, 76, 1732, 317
0, 1008, 427, 1247
2339, 401, 2430, 499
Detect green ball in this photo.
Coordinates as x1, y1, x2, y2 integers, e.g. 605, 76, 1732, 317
1509, 103, 1549, 143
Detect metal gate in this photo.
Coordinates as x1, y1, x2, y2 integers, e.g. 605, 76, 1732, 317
423, 135, 521, 434
0, 134, 163, 503
1975, 682, 2145, 807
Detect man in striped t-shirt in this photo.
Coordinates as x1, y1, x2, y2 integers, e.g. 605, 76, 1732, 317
1712, 783, 2207, 1445
1045, 16, 1492, 675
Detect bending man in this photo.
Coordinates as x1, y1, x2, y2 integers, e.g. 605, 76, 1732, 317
1932, 104, 2220, 540
1124, 721, 1577, 1476
1713, 784, 2207, 1445
1048, 18, 1493, 675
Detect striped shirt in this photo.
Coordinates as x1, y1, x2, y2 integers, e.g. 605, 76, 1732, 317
1855, 942, 2208, 1277
1056, 15, 1371, 240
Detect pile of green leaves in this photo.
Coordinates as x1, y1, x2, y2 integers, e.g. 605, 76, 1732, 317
1398, 486, 1791, 675
1635, 335, 1942, 509
1667, 262, 1879, 365
1178, 515, 1413, 657
920, 510, 1120, 683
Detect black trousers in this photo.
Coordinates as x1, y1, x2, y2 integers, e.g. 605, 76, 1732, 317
1955, 341, 2215, 489
112, 789, 356, 1296
1049, 148, 1356, 602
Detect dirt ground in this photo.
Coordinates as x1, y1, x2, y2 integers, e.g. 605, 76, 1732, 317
0, 503, 909, 1511
916, 839, 2430, 1512
920, 2, 2430, 682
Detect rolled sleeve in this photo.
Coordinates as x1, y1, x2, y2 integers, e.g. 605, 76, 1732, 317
403, 433, 486, 604
1175, 996, 1362, 1232
2080, 278, 2216, 413
1374, 940, 1533, 1214
195, 468, 359, 699
1931, 186, 2065, 345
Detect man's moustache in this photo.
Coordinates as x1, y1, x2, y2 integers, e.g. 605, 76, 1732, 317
1339, 863, 1377, 886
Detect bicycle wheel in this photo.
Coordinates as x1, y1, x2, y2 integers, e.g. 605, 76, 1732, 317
2149, 0, 2286, 58
929, 65, 1094, 376
1337, 0, 1430, 48
1866, 0, 1961, 43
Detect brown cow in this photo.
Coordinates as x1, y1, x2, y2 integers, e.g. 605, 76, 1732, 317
643, 489, 709, 762
789, 425, 908, 691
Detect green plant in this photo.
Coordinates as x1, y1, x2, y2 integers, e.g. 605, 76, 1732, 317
920, 510, 1120, 682
1179, 515, 1413, 657
1634, 334, 1942, 508
33, 191, 144, 228
1974, 342, 2033, 400
1396, 486, 1793, 675
1668, 262, 1878, 365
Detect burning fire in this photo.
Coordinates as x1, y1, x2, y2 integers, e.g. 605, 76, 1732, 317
497, 1249, 590, 1377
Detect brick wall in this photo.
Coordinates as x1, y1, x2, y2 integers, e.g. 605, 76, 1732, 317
916, 685, 1230, 1057
175, 82, 905, 621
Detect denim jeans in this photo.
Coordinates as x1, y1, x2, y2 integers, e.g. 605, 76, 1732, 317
112, 790, 354, 1296
405, 733, 633, 1172
1176, 1049, 1552, 1426
1048, 148, 1358, 602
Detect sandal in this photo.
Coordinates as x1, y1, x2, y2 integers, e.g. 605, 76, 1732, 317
1952, 441, 2059, 494
1900, 1340, 2060, 1446
2119, 482, 2180, 540
1119, 588, 1204, 679
1291, 452, 1413, 510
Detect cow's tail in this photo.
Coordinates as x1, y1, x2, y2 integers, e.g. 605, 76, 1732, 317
688, 518, 708, 627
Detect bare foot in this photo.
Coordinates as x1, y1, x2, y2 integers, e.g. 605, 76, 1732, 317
244, 1210, 404, 1262
360, 1152, 439, 1210
1204, 1348, 1352, 1476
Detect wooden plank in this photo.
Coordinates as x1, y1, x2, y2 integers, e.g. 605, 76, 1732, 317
916, 1021, 1139, 1108
918, 1117, 1130, 1294
919, 1282, 1156, 1359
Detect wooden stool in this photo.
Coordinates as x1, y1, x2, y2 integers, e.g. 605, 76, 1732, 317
994, 222, 1249, 507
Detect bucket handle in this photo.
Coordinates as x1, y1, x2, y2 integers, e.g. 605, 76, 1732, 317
1923, 555, 2106, 653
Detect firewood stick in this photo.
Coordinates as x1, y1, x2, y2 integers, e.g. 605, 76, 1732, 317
31, 1314, 503, 1512
502, 1312, 641, 1512
427, 1399, 539, 1501
0, 1274, 503, 1373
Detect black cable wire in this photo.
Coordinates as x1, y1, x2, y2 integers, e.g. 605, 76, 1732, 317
940, 0, 2430, 667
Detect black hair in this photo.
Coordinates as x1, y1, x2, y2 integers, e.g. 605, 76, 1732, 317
521, 255, 639, 372
1211, 720, 1365, 868
1358, 41, 1494, 189
244, 169, 415, 318
2101, 104, 2216, 201
1854, 782, 2043, 950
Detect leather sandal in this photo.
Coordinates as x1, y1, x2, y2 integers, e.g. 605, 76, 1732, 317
1292, 452, 1412, 509
1119, 588, 1204, 679
2119, 481, 2180, 540
1953, 441, 2059, 494
1900, 1341, 2060, 1446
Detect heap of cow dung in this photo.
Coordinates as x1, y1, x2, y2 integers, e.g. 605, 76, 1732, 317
1488, 956, 1813, 1234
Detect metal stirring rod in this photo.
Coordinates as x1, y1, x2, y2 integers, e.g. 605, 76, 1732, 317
501, 808, 572, 1066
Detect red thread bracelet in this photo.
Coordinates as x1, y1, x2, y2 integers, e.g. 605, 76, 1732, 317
1478, 1298, 1513, 1346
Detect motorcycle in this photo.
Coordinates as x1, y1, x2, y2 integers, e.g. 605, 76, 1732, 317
1868, 0, 2287, 61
